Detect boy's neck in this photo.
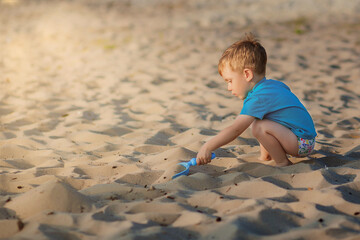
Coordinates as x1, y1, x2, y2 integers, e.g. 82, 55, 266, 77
249, 74, 265, 90
253, 74, 265, 83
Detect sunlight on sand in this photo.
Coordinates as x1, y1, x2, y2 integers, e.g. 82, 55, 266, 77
1, 0, 19, 5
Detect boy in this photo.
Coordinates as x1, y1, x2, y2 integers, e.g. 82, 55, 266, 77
196, 33, 316, 166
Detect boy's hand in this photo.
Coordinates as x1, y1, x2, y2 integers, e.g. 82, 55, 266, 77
196, 115, 255, 165
196, 145, 213, 165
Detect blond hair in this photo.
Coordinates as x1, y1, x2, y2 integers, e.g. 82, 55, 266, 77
218, 33, 267, 76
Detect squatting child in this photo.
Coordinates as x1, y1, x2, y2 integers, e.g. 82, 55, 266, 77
196, 33, 317, 167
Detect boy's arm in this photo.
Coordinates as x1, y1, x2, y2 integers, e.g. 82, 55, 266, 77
196, 115, 255, 165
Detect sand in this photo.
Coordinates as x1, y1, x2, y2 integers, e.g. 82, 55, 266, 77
1, 0, 360, 239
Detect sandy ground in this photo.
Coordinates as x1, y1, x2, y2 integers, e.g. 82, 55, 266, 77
1, 0, 360, 239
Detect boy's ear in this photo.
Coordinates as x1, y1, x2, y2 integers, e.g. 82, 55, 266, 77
243, 68, 254, 82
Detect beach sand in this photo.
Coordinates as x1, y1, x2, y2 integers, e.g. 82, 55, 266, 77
1, 0, 360, 239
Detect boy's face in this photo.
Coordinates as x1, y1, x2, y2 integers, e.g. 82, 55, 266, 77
221, 66, 254, 100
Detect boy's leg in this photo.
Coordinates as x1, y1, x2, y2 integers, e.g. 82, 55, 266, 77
259, 143, 272, 161
252, 119, 299, 166
250, 121, 272, 161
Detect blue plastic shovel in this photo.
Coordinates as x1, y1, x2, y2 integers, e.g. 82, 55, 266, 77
172, 153, 216, 179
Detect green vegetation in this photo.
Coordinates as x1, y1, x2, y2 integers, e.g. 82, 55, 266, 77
286, 17, 310, 35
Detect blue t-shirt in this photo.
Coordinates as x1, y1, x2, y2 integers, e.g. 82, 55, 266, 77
240, 78, 317, 139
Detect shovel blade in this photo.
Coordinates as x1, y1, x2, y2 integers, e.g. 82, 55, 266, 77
171, 163, 189, 179
171, 153, 215, 180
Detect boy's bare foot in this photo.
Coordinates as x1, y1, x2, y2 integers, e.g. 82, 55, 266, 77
275, 159, 293, 167
258, 153, 272, 161
263, 159, 293, 167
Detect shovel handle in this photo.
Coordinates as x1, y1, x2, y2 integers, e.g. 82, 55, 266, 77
189, 158, 197, 166
190, 152, 216, 166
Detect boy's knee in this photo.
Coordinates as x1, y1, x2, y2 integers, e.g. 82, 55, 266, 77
251, 119, 271, 137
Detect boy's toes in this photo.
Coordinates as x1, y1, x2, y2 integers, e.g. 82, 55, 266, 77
262, 160, 276, 166
258, 155, 273, 161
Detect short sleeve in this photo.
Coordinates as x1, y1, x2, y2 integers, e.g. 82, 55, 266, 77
240, 95, 268, 119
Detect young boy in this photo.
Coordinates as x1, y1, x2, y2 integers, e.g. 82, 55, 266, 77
196, 33, 316, 167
